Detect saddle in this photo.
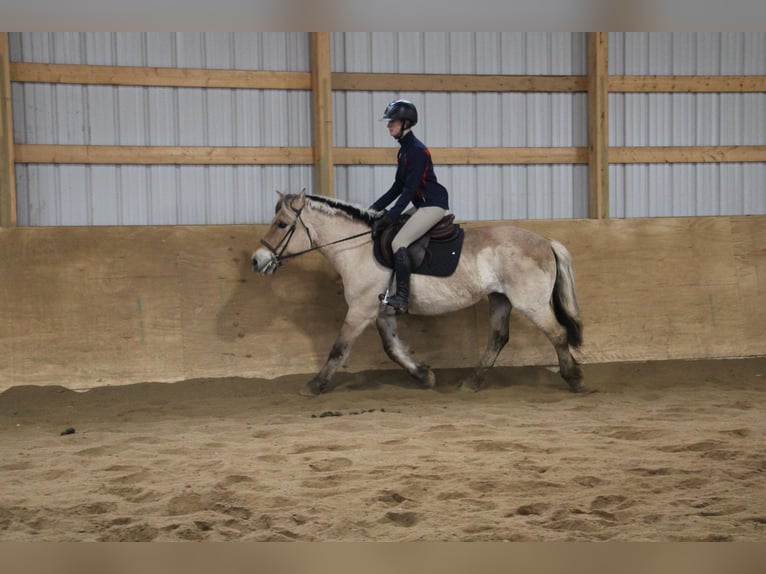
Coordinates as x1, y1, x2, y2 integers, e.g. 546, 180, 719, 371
373, 214, 464, 277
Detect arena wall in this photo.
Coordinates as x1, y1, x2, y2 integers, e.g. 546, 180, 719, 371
1, 215, 763, 391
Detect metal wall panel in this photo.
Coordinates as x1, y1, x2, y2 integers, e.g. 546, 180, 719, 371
332, 32, 589, 221
9, 32, 764, 225
610, 163, 766, 218
9, 32, 311, 226
10, 32, 311, 70
609, 32, 766, 217
15, 164, 312, 226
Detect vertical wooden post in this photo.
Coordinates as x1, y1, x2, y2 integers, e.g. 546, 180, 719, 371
0, 32, 17, 227
310, 32, 334, 197
587, 32, 609, 219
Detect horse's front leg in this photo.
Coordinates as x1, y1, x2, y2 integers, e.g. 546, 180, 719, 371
375, 307, 436, 389
302, 305, 377, 396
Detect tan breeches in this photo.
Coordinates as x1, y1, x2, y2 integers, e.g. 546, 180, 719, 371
391, 206, 448, 252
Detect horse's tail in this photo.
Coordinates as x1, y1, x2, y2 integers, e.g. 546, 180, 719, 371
550, 240, 583, 349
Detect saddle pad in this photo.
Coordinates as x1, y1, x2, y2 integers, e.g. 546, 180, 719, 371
374, 228, 464, 277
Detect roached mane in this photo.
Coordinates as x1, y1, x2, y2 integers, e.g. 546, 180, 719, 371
302, 194, 379, 226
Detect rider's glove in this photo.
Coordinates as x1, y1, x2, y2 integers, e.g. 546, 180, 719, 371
371, 210, 394, 238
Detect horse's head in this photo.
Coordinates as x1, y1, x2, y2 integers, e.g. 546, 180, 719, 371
252, 190, 312, 274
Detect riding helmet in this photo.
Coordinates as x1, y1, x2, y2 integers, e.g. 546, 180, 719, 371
380, 99, 418, 127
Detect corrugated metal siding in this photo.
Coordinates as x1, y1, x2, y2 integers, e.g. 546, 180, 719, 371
9, 32, 765, 225
609, 32, 766, 217
13, 84, 312, 147
14, 164, 313, 226
9, 32, 312, 226
332, 32, 590, 221
10, 32, 311, 70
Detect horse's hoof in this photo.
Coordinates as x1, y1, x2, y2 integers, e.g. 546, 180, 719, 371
415, 365, 436, 389
300, 380, 324, 396
458, 378, 481, 392
567, 381, 589, 394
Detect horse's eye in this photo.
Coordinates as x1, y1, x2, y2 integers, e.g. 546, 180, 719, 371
277, 221, 288, 229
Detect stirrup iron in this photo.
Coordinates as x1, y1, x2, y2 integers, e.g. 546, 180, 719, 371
378, 274, 396, 304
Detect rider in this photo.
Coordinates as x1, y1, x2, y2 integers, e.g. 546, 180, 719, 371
371, 99, 450, 314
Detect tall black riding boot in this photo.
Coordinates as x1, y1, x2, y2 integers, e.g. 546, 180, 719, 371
386, 247, 412, 313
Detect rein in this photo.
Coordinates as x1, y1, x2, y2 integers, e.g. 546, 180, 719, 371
260, 203, 371, 270
276, 230, 371, 262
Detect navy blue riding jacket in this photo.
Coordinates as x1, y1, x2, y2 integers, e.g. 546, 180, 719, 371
371, 131, 449, 219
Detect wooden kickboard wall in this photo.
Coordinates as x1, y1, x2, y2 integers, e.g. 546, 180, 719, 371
0, 216, 764, 391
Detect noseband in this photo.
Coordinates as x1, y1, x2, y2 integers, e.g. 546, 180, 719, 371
259, 204, 314, 271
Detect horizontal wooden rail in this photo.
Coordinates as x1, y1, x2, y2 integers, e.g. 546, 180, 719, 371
610, 75, 766, 93
335, 74, 766, 94
15, 144, 583, 165
15, 144, 766, 166
10, 63, 311, 90
14, 145, 314, 165
335, 146, 766, 165
11, 63, 766, 94
332, 73, 587, 93
12, 63, 585, 92
611, 146, 766, 164
336, 147, 587, 165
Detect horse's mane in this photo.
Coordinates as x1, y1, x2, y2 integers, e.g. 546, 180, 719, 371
281, 194, 378, 226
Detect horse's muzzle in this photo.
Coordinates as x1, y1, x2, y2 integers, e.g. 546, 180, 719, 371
252, 248, 279, 275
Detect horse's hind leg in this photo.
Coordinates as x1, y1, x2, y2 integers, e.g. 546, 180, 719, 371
459, 293, 512, 392
376, 309, 436, 389
523, 305, 584, 392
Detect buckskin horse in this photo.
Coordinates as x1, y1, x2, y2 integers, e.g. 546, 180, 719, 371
253, 191, 583, 396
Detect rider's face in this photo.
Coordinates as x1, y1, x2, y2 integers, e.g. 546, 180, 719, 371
387, 120, 402, 137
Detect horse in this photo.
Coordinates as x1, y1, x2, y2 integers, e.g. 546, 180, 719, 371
252, 191, 584, 396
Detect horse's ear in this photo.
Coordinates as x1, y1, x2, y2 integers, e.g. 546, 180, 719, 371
274, 190, 285, 214
294, 189, 307, 208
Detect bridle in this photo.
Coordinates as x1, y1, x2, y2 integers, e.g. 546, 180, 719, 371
259, 200, 371, 273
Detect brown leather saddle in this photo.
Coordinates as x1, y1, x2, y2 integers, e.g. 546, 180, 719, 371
373, 214, 464, 277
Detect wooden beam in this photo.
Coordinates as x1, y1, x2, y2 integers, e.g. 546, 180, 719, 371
433, 147, 588, 165
611, 146, 766, 164
12, 63, 765, 95
0, 33, 16, 227
588, 32, 609, 220
310, 33, 334, 197
335, 147, 588, 165
610, 75, 766, 93
14, 145, 314, 165
14, 144, 587, 166
10, 62, 311, 90
332, 72, 586, 93
16, 143, 764, 167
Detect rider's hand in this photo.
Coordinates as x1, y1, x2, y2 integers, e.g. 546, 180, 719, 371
372, 211, 394, 237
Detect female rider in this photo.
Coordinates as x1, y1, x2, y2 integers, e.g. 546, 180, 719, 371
371, 99, 450, 313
